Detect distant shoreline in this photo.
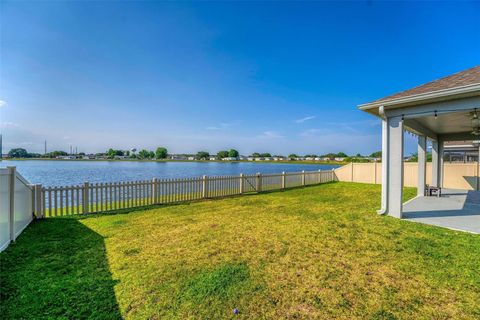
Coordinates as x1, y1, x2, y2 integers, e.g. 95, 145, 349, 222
1, 158, 345, 166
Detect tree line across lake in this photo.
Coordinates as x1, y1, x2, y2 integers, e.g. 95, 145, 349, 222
5, 147, 386, 162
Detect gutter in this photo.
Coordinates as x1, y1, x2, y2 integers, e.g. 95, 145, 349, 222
358, 83, 480, 111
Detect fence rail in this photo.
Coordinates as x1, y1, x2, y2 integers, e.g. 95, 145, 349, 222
36, 170, 335, 217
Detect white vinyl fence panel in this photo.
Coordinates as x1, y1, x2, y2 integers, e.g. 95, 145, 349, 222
0, 167, 34, 252
13, 173, 34, 239
0, 169, 11, 251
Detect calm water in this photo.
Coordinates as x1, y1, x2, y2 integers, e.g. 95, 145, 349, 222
1, 160, 339, 186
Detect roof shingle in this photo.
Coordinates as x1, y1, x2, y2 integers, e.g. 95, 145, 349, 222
374, 65, 480, 103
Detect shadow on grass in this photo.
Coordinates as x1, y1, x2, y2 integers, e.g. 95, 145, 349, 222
0, 219, 121, 320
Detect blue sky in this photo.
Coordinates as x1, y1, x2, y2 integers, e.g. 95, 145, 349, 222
1, 1, 479, 155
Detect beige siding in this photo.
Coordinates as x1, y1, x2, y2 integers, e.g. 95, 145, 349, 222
335, 162, 479, 190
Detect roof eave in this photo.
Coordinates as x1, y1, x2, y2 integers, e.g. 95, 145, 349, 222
358, 83, 480, 114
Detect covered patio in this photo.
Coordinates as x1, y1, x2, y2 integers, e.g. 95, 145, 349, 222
359, 65, 480, 232
403, 188, 480, 233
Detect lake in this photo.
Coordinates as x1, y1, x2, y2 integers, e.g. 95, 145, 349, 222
1, 160, 340, 186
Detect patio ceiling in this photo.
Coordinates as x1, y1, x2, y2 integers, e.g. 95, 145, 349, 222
410, 110, 475, 135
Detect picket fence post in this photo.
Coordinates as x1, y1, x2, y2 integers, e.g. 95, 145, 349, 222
34, 184, 43, 218
281, 172, 286, 189
83, 182, 89, 214
302, 170, 306, 186
256, 173, 262, 192
202, 175, 208, 198
152, 178, 158, 204
239, 173, 244, 194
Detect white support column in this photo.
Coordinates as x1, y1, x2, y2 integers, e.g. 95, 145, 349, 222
431, 140, 438, 187
417, 135, 427, 197
431, 139, 443, 188
379, 119, 389, 214
385, 116, 404, 218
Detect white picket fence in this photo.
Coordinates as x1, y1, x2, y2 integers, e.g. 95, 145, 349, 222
36, 170, 336, 217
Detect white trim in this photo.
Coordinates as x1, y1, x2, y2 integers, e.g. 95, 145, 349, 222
359, 83, 480, 111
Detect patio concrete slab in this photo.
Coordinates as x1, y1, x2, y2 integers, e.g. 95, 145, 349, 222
403, 189, 480, 234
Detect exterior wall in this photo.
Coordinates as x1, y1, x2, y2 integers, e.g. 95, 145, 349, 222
335, 162, 479, 190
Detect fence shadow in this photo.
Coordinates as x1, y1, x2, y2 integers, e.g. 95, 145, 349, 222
0, 218, 122, 319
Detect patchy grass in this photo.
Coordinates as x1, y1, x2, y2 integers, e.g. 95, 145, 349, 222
1, 182, 479, 319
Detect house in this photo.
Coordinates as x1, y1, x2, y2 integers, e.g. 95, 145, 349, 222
334, 157, 346, 162
187, 156, 195, 161
443, 140, 479, 162
358, 65, 480, 233
209, 157, 217, 161
83, 154, 95, 160
222, 157, 238, 161
247, 157, 254, 161
169, 155, 187, 160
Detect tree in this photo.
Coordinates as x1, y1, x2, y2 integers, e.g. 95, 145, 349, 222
228, 149, 239, 158
8, 148, 29, 158
321, 153, 336, 160
260, 153, 271, 158
45, 150, 68, 158
196, 151, 210, 160
155, 147, 168, 159
288, 154, 298, 159
251, 152, 261, 157
217, 150, 229, 159
106, 149, 124, 158
370, 151, 382, 158
138, 149, 151, 159
336, 152, 348, 158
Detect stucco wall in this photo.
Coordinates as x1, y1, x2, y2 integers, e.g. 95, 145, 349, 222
335, 162, 479, 190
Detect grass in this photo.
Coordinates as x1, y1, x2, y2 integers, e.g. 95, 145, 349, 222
1, 182, 479, 319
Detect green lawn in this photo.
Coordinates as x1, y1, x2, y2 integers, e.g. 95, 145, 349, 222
1, 182, 479, 319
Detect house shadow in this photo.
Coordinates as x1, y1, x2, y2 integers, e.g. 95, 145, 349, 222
463, 175, 479, 190
0, 218, 122, 319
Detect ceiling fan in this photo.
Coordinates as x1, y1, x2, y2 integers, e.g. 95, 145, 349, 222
471, 109, 480, 136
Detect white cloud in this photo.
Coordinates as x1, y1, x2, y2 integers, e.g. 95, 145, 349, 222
257, 131, 284, 139
299, 128, 332, 137
205, 121, 240, 131
295, 116, 316, 123
0, 100, 6, 108
1, 122, 19, 128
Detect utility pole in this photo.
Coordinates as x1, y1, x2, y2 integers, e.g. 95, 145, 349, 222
44, 140, 47, 155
